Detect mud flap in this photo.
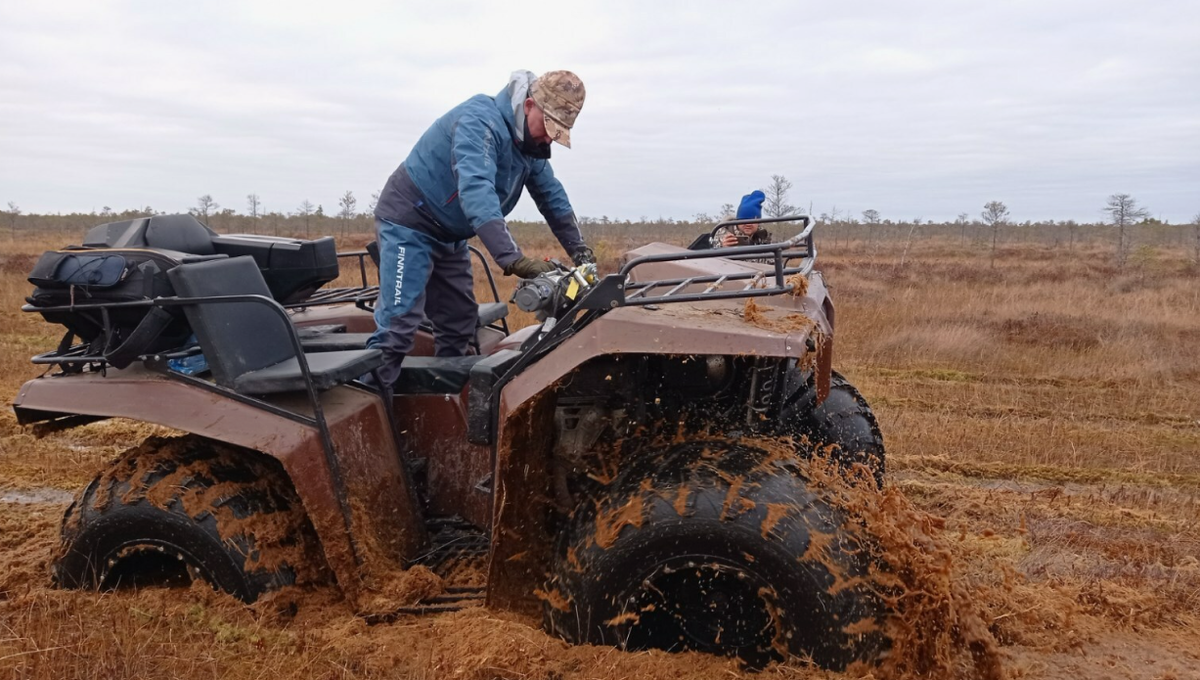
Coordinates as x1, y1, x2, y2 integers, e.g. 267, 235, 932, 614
816, 334, 833, 404
486, 392, 557, 615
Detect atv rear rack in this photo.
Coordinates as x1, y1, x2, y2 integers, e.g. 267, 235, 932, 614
583, 215, 814, 310
281, 249, 380, 311
23, 243, 509, 371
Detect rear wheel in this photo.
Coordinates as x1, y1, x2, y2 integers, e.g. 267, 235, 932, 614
544, 441, 888, 670
53, 435, 330, 602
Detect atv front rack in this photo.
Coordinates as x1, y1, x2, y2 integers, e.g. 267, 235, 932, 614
491, 215, 819, 456
582, 215, 815, 310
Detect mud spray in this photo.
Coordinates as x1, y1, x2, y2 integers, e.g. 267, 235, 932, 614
782, 444, 1009, 680
580, 435, 1009, 679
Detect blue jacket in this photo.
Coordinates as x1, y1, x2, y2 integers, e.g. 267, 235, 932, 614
375, 86, 584, 267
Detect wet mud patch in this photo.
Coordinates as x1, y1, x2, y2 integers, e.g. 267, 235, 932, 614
0, 486, 74, 504
991, 312, 1104, 351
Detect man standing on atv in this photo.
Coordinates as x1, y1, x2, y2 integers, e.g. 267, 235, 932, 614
713, 190, 771, 248
369, 70, 594, 385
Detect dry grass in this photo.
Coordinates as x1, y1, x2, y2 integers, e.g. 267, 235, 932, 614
3, 227, 1200, 679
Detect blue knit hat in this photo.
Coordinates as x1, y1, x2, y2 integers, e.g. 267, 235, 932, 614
737, 190, 766, 220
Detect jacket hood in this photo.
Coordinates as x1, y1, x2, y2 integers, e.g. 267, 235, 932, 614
497, 70, 536, 142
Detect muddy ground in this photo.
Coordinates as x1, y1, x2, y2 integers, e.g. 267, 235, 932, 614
3, 236, 1200, 679
4, 460, 1198, 679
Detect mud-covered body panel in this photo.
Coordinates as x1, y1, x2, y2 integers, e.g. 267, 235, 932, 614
486, 393, 556, 614
501, 294, 832, 413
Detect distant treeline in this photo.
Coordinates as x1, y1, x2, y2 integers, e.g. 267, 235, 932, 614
1, 206, 1198, 262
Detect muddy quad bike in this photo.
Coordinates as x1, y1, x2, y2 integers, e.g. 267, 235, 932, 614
14, 213, 887, 669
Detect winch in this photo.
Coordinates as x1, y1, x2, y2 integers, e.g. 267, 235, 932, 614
511, 262, 598, 321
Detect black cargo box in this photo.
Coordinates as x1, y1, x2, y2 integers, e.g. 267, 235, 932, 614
82, 214, 339, 304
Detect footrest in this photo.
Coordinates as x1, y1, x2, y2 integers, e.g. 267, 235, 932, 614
417, 516, 490, 591
395, 356, 487, 394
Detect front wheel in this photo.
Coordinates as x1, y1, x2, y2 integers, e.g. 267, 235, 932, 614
544, 441, 888, 670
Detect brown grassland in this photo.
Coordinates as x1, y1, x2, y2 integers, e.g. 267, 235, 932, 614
2, 222, 1199, 679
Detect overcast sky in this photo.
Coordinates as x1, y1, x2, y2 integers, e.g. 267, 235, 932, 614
1, 0, 1197, 223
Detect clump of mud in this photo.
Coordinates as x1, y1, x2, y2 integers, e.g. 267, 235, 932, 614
788, 273, 810, 297
743, 298, 818, 335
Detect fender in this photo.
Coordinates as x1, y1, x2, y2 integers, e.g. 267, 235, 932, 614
486, 283, 835, 613
13, 365, 425, 602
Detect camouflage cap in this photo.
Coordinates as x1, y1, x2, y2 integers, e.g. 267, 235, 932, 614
530, 70, 585, 148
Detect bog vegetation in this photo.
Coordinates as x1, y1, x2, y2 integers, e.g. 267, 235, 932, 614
1, 213, 1199, 679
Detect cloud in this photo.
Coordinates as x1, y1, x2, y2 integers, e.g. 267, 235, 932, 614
1, 0, 1197, 223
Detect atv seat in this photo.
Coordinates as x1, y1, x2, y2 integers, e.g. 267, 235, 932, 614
167, 256, 382, 395
687, 232, 714, 250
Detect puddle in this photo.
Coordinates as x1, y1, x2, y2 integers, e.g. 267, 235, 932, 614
1, 487, 74, 505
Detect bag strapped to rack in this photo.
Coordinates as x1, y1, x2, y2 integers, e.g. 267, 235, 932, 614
28, 252, 129, 289
27, 249, 192, 366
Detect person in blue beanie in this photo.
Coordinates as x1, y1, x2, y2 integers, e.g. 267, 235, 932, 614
713, 190, 772, 248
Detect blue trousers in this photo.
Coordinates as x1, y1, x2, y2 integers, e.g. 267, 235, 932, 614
368, 218, 477, 386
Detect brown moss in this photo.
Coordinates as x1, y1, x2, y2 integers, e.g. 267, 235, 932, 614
5, 232, 1200, 678
760, 502, 791, 539
718, 475, 755, 520
356, 564, 443, 617
672, 483, 691, 517
533, 586, 571, 613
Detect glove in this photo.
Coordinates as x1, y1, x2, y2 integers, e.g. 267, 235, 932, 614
504, 256, 556, 278
571, 245, 595, 266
